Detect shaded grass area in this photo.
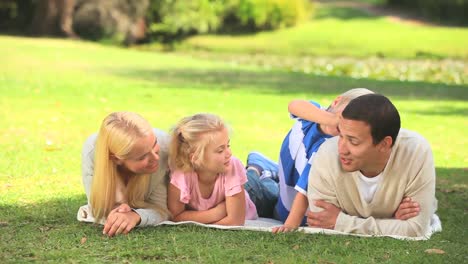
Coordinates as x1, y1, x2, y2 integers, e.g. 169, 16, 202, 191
108, 67, 468, 101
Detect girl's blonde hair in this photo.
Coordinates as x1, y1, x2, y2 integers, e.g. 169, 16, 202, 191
329, 88, 374, 113
169, 113, 226, 172
90, 112, 165, 222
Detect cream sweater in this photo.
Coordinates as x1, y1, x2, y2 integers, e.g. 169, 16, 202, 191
307, 129, 438, 237
81, 128, 170, 226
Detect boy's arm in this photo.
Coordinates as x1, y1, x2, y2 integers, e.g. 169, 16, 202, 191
272, 193, 308, 233
288, 100, 338, 127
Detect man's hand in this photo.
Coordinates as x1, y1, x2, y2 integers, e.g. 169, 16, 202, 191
103, 203, 141, 237
394, 197, 420, 220
306, 200, 340, 229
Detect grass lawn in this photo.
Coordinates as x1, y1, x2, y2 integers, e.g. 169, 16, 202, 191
0, 35, 467, 263
180, 5, 468, 60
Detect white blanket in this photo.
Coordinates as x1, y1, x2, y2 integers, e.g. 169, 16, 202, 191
77, 205, 441, 241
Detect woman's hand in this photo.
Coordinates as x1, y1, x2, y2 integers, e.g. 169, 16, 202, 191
103, 203, 141, 237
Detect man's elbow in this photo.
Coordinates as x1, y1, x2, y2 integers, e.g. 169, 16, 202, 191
404, 221, 429, 237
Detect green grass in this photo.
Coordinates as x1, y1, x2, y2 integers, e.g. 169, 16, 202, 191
179, 5, 468, 59
0, 35, 467, 263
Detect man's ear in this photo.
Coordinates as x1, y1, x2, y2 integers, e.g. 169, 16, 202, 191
379, 136, 393, 152
110, 154, 123, 165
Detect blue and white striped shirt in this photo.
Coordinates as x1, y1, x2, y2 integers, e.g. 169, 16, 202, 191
274, 101, 332, 224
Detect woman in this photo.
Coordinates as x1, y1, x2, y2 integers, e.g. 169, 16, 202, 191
78, 112, 170, 236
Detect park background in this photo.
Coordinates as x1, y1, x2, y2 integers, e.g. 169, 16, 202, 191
0, 0, 466, 263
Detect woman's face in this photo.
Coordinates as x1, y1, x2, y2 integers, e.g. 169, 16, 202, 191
120, 133, 161, 175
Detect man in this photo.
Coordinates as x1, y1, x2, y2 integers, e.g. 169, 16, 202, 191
306, 94, 439, 237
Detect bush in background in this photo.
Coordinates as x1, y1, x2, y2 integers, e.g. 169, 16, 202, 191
147, 0, 225, 42
147, 0, 313, 42
229, 0, 312, 30
386, 0, 468, 25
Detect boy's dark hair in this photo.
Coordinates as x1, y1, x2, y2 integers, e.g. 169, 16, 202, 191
342, 94, 400, 146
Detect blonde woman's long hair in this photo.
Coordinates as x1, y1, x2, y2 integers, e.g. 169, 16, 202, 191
169, 113, 226, 172
90, 112, 163, 222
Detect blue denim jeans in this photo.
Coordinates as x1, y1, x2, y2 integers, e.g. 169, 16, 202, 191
244, 169, 279, 218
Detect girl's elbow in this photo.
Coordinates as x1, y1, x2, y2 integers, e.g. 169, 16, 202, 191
234, 218, 245, 226
226, 215, 245, 226
168, 208, 182, 222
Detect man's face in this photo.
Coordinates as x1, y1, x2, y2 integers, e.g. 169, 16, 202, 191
337, 118, 384, 177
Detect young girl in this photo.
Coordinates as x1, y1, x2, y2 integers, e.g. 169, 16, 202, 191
167, 113, 257, 226
79, 112, 170, 236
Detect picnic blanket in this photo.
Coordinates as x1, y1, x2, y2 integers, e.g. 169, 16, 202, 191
77, 205, 442, 241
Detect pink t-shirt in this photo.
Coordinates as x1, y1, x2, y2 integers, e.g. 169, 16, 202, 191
170, 156, 258, 220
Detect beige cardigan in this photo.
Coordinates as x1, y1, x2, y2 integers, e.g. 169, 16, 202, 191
307, 129, 438, 237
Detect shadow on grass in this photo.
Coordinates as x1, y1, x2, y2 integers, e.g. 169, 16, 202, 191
314, 6, 378, 20
0, 195, 87, 226
108, 67, 468, 102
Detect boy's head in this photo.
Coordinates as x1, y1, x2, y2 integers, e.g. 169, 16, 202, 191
322, 88, 374, 136
329, 88, 374, 114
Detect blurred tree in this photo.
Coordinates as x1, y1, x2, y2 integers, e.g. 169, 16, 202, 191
72, 0, 149, 45
0, 0, 35, 33
385, 0, 467, 25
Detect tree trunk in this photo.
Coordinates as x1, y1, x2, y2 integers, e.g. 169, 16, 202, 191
59, 0, 79, 38
30, 0, 78, 38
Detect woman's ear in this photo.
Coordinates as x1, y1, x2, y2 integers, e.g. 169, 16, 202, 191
110, 154, 123, 165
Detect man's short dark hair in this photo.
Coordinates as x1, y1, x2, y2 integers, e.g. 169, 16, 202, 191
342, 94, 400, 146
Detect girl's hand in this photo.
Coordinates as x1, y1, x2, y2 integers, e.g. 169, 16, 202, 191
103, 204, 141, 237
212, 202, 227, 220
272, 225, 298, 234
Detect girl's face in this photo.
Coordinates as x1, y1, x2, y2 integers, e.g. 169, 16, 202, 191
119, 133, 160, 175
198, 128, 232, 175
